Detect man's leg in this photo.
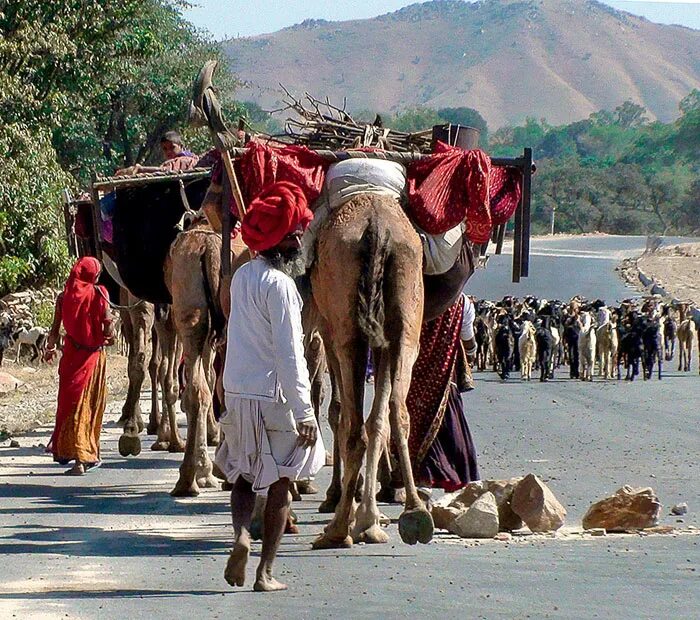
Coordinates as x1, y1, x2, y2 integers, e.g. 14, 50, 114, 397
225, 476, 255, 587
254, 477, 291, 592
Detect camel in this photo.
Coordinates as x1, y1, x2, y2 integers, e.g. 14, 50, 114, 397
310, 194, 433, 548
116, 294, 186, 457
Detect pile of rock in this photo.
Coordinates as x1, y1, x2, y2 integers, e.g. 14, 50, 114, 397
431, 473, 567, 538
0, 288, 60, 329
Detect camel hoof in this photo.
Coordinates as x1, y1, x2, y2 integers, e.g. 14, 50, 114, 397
170, 480, 200, 497
296, 480, 320, 495
118, 434, 142, 457
318, 497, 339, 514
196, 475, 219, 489
168, 440, 186, 453
352, 523, 389, 545
250, 517, 263, 541
150, 440, 170, 452
311, 533, 353, 550
146, 421, 159, 436
398, 508, 434, 545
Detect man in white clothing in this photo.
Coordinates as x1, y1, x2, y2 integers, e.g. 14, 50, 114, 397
215, 181, 324, 592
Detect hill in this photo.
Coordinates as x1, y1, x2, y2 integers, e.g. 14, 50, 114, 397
223, 0, 700, 128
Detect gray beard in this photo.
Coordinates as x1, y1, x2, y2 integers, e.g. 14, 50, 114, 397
262, 250, 307, 279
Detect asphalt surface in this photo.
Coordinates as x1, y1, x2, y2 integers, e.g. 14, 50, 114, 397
1, 235, 698, 619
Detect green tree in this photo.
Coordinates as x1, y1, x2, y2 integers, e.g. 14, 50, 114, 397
390, 107, 446, 132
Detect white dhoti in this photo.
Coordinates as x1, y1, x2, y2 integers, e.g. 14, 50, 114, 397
215, 394, 325, 494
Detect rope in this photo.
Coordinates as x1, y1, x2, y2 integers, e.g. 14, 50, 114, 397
97, 286, 147, 311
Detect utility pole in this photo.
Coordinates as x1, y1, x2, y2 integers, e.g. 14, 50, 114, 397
550, 205, 556, 235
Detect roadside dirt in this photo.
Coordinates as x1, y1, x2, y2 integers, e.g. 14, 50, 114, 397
0, 350, 129, 438
636, 242, 700, 306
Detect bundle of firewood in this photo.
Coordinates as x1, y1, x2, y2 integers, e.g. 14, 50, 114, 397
273, 86, 433, 153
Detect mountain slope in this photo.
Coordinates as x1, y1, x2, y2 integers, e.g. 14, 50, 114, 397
222, 0, 700, 128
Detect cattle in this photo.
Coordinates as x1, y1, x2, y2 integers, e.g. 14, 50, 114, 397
518, 320, 536, 381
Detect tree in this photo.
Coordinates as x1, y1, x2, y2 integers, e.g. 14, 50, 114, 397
390, 107, 446, 132
614, 100, 649, 129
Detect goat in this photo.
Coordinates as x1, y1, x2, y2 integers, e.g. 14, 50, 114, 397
535, 318, 555, 382
641, 318, 663, 380
677, 317, 696, 372
13, 326, 48, 363
577, 311, 596, 382
494, 319, 514, 380
518, 320, 536, 381
596, 321, 618, 380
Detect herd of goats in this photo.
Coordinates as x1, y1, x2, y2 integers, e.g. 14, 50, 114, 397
1, 295, 699, 386
470, 295, 699, 382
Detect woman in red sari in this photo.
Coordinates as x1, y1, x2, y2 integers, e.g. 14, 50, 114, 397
45, 257, 113, 475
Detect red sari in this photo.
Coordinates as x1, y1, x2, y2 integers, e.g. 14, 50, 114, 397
48, 257, 109, 464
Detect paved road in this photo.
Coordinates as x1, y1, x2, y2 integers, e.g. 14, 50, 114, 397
1, 236, 698, 619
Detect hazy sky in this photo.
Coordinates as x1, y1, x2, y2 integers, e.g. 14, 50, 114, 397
183, 0, 700, 40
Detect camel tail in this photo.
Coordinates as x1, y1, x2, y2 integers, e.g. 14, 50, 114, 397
357, 218, 390, 349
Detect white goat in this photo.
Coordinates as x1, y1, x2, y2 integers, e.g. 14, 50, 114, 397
518, 320, 537, 381
578, 311, 597, 381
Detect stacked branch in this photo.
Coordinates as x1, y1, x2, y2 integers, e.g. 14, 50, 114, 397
272, 85, 433, 153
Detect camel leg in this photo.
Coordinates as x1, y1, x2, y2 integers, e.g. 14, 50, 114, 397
313, 341, 366, 549
388, 337, 433, 546
152, 315, 185, 452
147, 326, 161, 435
171, 303, 215, 497
319, 354, 342, 513
352, 347, 391, 544
118, 300, 154, 457
202, 338, 220, 447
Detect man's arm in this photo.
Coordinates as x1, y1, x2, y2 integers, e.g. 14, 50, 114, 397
267, 278, 316, 424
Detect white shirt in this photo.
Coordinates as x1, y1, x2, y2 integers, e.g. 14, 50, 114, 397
461, 294, 475, 341
224, 257, 314, 423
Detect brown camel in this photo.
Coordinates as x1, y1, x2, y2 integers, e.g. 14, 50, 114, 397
166, 223, 250, 496
117, 295, 186, 457
310, 194, 433, 548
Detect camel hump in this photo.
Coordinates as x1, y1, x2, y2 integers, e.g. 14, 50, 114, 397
357, 217, 391, 349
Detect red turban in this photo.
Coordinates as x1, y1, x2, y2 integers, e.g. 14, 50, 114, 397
241, 181, 313, 252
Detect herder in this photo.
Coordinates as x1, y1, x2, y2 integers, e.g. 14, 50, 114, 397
215, 181, 325, 592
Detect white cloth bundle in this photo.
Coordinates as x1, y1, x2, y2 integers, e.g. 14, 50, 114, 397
324, 159, 407, 209
416, 223, 465, 276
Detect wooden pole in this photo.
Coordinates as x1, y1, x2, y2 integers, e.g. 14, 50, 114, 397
221, 174, 232, 277
221, 150, 246, 222
89, 174, 104, 262
521, 147, 533, 278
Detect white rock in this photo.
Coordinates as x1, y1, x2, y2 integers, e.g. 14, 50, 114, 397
450, 491, 499, 538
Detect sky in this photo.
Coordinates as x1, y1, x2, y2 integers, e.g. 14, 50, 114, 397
183, 0, 700, 40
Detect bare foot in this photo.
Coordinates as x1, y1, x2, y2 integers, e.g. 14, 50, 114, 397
224, 541, 249, 587
253, 572, 288, 592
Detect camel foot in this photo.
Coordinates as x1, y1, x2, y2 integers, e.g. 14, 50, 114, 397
398, 508, 434, 545
296, 480, 320, 495
167, 439, 186, 453
224, 541, 249, 587
118, 434, 142, 457
253, 575, 287, 593
196, 474, 219, 489
311, 532, 353, 550
150, 440, 170, 452
170, 479, 200, 497
352, 523, 389, 545
318, 496, 340, 514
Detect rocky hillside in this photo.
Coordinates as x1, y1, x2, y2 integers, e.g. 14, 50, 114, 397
223, 0, 700, 128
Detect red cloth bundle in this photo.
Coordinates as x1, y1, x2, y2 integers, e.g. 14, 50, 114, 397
241, 181, 313, 252
238, 140, 330, 207
489, 165, 522, 226
407, 142, 492, 242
